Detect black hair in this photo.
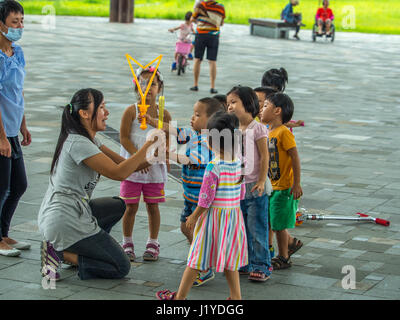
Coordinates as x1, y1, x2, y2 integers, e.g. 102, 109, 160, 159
0, 0, 24, 23
51, 88, 104, 174
185, 11, 192, 21
198, 97, 225, 117
207, 111, 243, 184
227, 85, 259, 118
261, 68, 288, 92
213, 94, 227, 111
266, 92, 294, 124
134, 69, 164, 96
254, 86, 279, 99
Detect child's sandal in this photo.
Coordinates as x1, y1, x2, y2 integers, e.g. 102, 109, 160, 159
272, 256, 292, 270
248, 271, 270, 282
143, 242, 160, 261
288, 238, 303, 257
156, 290, 176, 300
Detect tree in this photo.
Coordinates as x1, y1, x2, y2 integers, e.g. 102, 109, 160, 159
110, 0, 134, 23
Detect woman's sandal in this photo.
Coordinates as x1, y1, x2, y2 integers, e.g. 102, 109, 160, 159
288, 237, 303, 257
248, 271, 270, 282
271, 256, 292, 270
156, 289, 176, 300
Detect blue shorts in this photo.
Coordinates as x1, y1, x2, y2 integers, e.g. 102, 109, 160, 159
180, 200, 198, 223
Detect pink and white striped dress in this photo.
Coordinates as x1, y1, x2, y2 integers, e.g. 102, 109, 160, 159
187, 158, 248, 272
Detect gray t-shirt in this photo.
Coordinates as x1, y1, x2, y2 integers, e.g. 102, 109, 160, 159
38, 134, 103, 251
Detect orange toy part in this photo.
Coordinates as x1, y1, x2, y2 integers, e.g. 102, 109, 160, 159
295, 212, 304, 226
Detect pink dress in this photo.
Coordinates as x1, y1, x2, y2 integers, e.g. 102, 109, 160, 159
187, 159, 248, 272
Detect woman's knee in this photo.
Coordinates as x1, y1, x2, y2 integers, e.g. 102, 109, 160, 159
117, 254, 131, 278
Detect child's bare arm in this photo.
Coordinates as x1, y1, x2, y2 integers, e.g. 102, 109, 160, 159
168, 26, 180, 32
251, 137, 269, 196
186, 206, 208, 231
287, 146, 303, 200
120, 105, 138, 155
285, 120, 304, 128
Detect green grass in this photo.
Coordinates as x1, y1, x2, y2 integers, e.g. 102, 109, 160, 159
20, 0, 400, 35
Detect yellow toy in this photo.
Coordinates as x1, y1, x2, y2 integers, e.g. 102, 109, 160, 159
126, 54, 163, 130
158, 95, 165, 130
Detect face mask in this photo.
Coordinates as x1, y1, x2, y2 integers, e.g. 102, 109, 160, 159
2, 27, 23, 42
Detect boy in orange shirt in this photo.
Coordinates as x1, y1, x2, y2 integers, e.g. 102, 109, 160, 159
260, 93, 303, 269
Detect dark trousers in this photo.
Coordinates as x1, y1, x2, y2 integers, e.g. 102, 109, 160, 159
0, 137, 27, 241
63, 197, 131, 280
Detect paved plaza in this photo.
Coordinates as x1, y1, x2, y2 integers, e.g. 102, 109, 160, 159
0, 15, 400, 300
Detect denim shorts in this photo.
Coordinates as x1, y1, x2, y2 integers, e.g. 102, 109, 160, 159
180, 200, 198, 223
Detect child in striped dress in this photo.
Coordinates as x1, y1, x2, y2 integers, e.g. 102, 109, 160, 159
156, 111, 248, 300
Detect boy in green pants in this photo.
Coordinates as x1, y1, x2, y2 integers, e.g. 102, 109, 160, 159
260, 92, 303, 269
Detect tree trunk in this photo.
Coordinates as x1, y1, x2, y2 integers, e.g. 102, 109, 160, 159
110, 0, 134, 23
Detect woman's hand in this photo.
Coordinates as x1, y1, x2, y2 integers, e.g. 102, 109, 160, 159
20, 127, 31, 146
251, 181, 265, 197
0, 137, 11, 158
290, 183, 303, 200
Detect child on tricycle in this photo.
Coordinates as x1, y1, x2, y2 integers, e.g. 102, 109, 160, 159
169, 11, 194, 72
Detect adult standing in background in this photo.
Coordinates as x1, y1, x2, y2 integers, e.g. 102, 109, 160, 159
0, 0, 31, 257
193, 0, 202, 9
190, 0, 225, 94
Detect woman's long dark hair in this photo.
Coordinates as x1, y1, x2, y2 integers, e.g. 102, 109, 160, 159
50, 88, 104, 174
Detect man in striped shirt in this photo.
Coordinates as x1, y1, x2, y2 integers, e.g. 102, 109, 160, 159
190, 1, 225, 94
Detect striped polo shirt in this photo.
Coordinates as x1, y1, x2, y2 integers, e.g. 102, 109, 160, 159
193, 1, 226, 35
177, 127, 214, 204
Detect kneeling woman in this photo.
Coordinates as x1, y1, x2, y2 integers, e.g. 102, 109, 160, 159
38, 88, 162, 281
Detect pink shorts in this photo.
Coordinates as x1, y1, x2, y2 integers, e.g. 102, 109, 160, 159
120, 181, 165, 204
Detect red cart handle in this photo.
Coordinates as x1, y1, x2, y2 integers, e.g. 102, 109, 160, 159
375, 218, 390, 227
356, 213, 390, 227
